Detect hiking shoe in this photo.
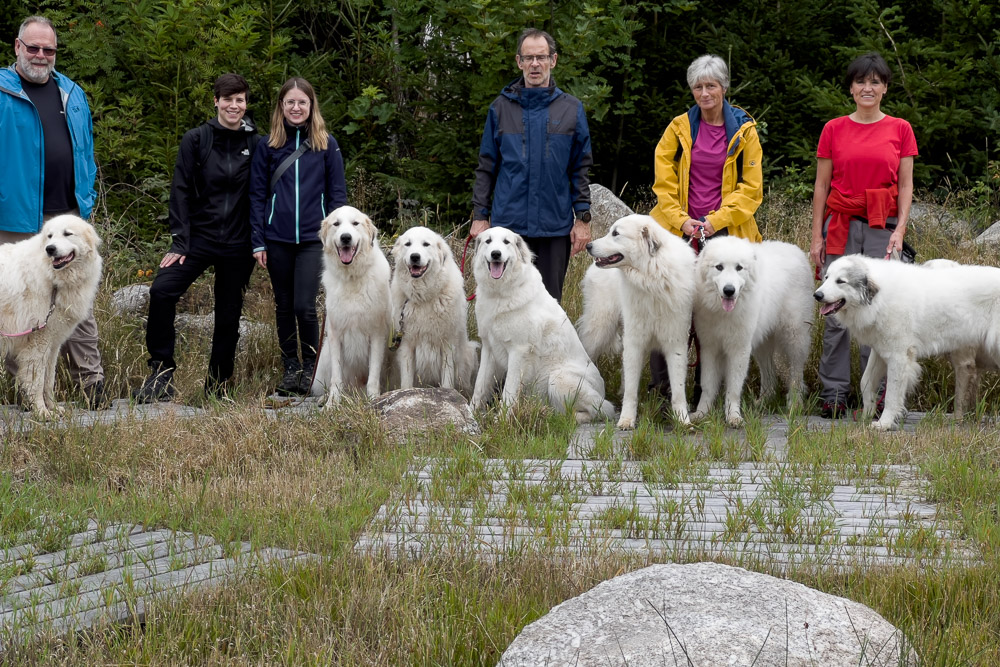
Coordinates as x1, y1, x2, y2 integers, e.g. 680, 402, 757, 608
298, 358, 316, 395
820, 401, 848, 419
132, 365, 175, 403
275, 358, 303, 396
82, 379, 108, 410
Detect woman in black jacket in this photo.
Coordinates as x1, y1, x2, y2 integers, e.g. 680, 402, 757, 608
133, 73, 260, 402
249, 77, 348, 395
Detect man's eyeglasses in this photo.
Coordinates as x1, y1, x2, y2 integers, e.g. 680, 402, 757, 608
517, 54, 552, 64
17, 38, 57, 57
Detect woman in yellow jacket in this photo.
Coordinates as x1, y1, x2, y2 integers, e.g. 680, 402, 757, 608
651, 55, 763, 242
649, 54, 764, 400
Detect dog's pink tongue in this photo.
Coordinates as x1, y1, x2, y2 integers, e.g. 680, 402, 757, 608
489, 261, 504, 279
722, 297, 736, 312
820, 303, 836, 316
338, 245, 356, 263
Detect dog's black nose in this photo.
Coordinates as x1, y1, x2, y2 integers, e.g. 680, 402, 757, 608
410, 253, 420, 263
340, 233, 352, 244
45, 244, 56, 256
585, 242, 593, 251
723, 285, 735, 297
490, 250, 501, 260
813, 291, 824, 302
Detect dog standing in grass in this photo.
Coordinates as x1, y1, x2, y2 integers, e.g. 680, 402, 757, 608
311, 206, 391, 406
0, 215, 102, 416
389, 226, 478, 394
691, 236, 813, 427
583, 214, 696, 429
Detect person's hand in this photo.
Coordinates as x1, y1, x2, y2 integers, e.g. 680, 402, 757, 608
470, 219, 490, 238
570, 219, 591, 256
809, 238, 825, 269
680, 218, 701, 236
254, 250, 267, 268
160, 252, 185, 268
701, 220, 717, 236
886, 229, 906, 259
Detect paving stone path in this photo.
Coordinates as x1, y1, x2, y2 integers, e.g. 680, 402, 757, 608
0, 521, 313, 649
357, 413, 976, 568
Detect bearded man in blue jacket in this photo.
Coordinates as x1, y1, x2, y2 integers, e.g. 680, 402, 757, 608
0, 15, 105, 408
471, 28, 594, 302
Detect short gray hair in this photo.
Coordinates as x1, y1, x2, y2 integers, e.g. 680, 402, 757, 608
517, 28, 556, 57
18, 16, 58, 44
687, 54, 728, 90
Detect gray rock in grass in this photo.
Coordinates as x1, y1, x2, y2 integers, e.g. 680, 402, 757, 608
590, 183, 635, 240
110, 284, 151, 316
975, 220, 1000, 246
499, 562, 916, 666
373, 387, 480, 443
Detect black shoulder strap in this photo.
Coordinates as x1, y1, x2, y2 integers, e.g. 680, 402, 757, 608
196, 123, 213, 168
270, 138, 311, 190
673, 144, 683, 162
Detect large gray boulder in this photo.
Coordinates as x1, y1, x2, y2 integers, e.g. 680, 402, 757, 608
500, 562, 916, 666
908, 202, 974, 241
372, 387, 480, 443
590, 183, 634, 239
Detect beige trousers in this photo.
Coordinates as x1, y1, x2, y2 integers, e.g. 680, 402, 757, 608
0, 215, 104, 389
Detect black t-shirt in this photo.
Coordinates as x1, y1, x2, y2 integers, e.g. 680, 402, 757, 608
20, 74, 76, 215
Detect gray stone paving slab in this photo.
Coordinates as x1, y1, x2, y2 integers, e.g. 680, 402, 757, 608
357, 412, 976, 568
0, 522, 316, 649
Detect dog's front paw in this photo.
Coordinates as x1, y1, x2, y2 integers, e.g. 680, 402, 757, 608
322, 392, 341, 409
725, 409, 743, 428
617, 414, 636, 430
690, 410, 707, 422
872, 415, 899, 432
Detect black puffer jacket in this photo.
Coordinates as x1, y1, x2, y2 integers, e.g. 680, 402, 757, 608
167, 117, 261, 256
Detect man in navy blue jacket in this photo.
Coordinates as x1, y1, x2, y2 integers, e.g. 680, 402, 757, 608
471, 28, 594, 302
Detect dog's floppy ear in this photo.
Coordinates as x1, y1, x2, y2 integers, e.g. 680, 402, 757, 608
320, 214, 334, 244
80, 221, 101, 251
859, 273, 879, 305
364, 214, 377, 247
437, 235, 453, 265
641, 224, 660, 256
515, 234, 533, 265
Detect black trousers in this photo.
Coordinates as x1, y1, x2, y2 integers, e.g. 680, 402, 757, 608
523, 235, 571, 302
146, 246, 254, 381
266, 240, 323, 363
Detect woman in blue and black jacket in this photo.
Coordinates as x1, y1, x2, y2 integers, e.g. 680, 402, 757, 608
249, 77, 347, 395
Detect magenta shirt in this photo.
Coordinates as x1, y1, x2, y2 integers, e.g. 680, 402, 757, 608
687, 119, 727, 220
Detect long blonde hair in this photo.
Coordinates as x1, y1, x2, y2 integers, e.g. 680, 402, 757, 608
267, 77, 329, 151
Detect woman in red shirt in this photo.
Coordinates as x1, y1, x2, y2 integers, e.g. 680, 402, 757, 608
810, 52, 918, 418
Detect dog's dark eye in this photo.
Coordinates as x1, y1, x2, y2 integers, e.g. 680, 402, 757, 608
333, 221, 341, 227
47, 233, 53, 239
404, 241, 411, 247
423, 242, 430, 247
485, 238, 491, 245
503, 239, 510, 245
63, 231, 73, 236
611, 230, 619, 237
735, 264, 743, 271
715, 264, 723, 271
836, 278, 845, 284
352, 221, 359, 226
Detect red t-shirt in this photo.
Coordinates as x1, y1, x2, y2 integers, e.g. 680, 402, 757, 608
817, 115, 918, 197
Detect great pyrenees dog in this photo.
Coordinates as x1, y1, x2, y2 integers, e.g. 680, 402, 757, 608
389, 226, 478, 394
584, 214, 696, 429
311, 206, 392, 406
815, 255, 1000, 430
691, 237, 814, 427
922, 258, 1000, 418
0, 215, 102, 416
470, 227, 614, 423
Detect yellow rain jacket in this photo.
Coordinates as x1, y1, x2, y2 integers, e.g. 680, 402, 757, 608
651, 100, 763, 241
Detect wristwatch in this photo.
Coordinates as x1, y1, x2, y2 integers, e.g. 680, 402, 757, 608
575, 210, 592, 223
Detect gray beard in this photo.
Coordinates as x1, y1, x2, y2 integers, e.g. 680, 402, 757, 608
17, 55, 54, 84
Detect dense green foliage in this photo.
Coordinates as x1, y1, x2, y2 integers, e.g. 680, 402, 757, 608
4, 0, 1000, 235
